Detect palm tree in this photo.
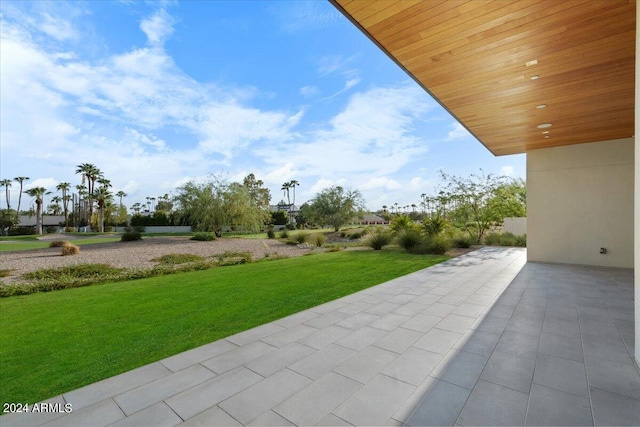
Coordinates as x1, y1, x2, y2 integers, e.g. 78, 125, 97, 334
281, 182, 291, 207
93, 186, 113, 233
14, 176, 29, 217
49, 196, 62, 215
411, 204, 417, 213
382, 205, 388, 214
150, 197, 156, 212
56, 182, 71, 228
75, 163, 102, 225
24, 187, 49, 234
289, 180, 300, 208
116, 191, 127, 207
1, 179, 11, 210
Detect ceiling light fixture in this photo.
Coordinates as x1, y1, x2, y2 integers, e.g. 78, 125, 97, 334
542, 131, 549, 134
537, 123, 552, 129
530, 75, 540, 80
536, 104, 547, 109
525, 59, 538, 67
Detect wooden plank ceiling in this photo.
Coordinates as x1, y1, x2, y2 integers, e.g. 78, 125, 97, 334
331, 0, 635, 155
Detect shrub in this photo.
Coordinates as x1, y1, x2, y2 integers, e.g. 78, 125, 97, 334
423, 215, 447, 236
309, 233, 326, 247
390, 215, 416, 234
0, 269, 11, 278
484, 233, 501, 245
452, 235, 473, 248
425, 235, 452, 255
49, 240, 68, 248
64, 227, 77, 232
8, 227, 36, 236
499, 232, 517, 247
121, 231, 142, 242
191, 232, 216, 241
293, 233, 307, 244
153, 254, 205, 265
104, 226, 114, 232
397, 228, 424, 251
45, 226, 57, 234
285, 224, 296, 230
133, 225, 146, 233
61, 244, 80, 256
514, 234, 527, 247
348, 231, 362, 240
266, 227, 275, 239
279, 229, 289, 239
366, 229, 392, 250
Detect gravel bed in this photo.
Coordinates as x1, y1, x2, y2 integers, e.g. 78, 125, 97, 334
0, 237, 313, 283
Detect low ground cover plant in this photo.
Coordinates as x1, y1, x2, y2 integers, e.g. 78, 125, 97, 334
121, 230, 142, 242
60, 243, 80, 256
190, 232, 216, 241
153, 253, 205, 265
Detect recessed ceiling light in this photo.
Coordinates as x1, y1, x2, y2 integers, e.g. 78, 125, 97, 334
536, 104, 547, 109
526, 59, 538, 67
530, 75, 540, 80
542, 131, 549, 134
537, 123, 552, 129
544, 136, 549, 139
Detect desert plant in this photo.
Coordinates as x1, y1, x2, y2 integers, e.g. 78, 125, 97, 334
483, 233, 501, 245
499, 232, 517, 246
49, 240, 68, 248
425, 235, 451, 255
279, 229, 289, 239
390, 215, 416, 234
308, 233, 327, 247
266, 226, 275, 239
452, 235, 473, 248
366, 229, 392, 250
293, 233, 307, 244
423, 215, 447, 236
64, 227, 77, 232
153, 254, 205, 265
61, 243, 80, 256
190, 232, 216, 241
514, 234, 526, 247
121, 231, 142, 242
0, 269, 11, 278
348, 231, 362, 240
397, 228, 424, 251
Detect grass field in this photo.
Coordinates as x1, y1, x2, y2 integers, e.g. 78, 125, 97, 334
0, 250, 448, 405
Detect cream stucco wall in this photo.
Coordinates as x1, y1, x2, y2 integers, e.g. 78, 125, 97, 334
527, 138, 634, 268
634, 0, 639, 366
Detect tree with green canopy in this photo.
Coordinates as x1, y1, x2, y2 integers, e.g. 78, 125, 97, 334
306, 185, 365, 232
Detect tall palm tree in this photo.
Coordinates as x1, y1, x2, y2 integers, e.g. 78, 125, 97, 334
150, 197, 156, 212
24, 187, 49, 234
56, 182, 71, 228
14, 176, 29, 217
49, 196, 62, 215
116, 190, 127, 207
1, 179, 11, 210
75, 163, 102, 225
93, 186, 113, 233
288, 180, 300, 208
281, 182, 291, 207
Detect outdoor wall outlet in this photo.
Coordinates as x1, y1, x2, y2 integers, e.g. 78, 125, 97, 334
599, 248, 607, 254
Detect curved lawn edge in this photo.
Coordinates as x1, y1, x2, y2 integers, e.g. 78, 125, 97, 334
0, 249, 448, 405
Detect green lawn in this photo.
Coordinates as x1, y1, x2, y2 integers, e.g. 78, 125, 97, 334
0, 237, 121, 252
0, 250, 448, 405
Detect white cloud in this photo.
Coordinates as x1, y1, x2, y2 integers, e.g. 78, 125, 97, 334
361, 176, 402, 191
500, 166, 515, 177
447, 122, 471, 140
27, 178, 59, 191
140, 9, 174, 46
300, 85, 319, 97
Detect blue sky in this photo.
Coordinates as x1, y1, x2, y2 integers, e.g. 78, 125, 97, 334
0, 0, 525, 212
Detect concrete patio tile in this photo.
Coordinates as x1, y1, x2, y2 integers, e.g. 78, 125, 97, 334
165, 367, 263, 420
435, 314, 476, 334
438, 293, 468, 305
577, 306, 613, 321
453, 330, 500, 357
335, 326, 388, 351
431, 349, 488, 390
302, 310, 350, 329
308, 300, 349, 315
483, 303, 515, 320
413, 328, 462, 355
41, 399, 124, 427
333, 374, 415, 426
63, 362, 172, 410
180, 406, 241, 426
452, 302, 487, 318
272, 372, 362, 426
393, 302, 428, 317
219, 369, 311, 425
579, 317, 620, 338
590, 387, 640, 426
296, 325, 352, 350
365, 302, 402, 316
533, 353, 588, 397
388, 293, 418, 305
260, 323, 318, 348
584, 355, 640, 399
333, 346, 398, 384
244, 342, 316, 376
542, 317, 580, 338
382, 347, 442, 386
457, 379, 528, 426
247, 411, 294, 426
464, 293, 494, 306
582, 334, 634, 365
369, 313, 412, 331
404, 378, 470, 426
273, 310, 320, 328
473, 315, 510, 335
160, 340, 238, 372
505, 314, 544, 337
495, 330, 539, 359
413, 293, 442, 306
317, 414, 353, 426
424, 302, 457, 318
108, 402, 181, 427
335, 312, 381, 329
372, 327, 423, 354
539, 331, 584, 363
524, 383, 592, 426
201, 341, 276, 374
336, 301, 374, 315
289, 343, 356, 380
114, 364, 217, 415
402, 313, 442, 333
480, 350, 535, 393
224, 323, 284, 347
0, 395, 67, 427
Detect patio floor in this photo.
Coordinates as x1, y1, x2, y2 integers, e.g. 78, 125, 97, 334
3, 247, 639, 426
